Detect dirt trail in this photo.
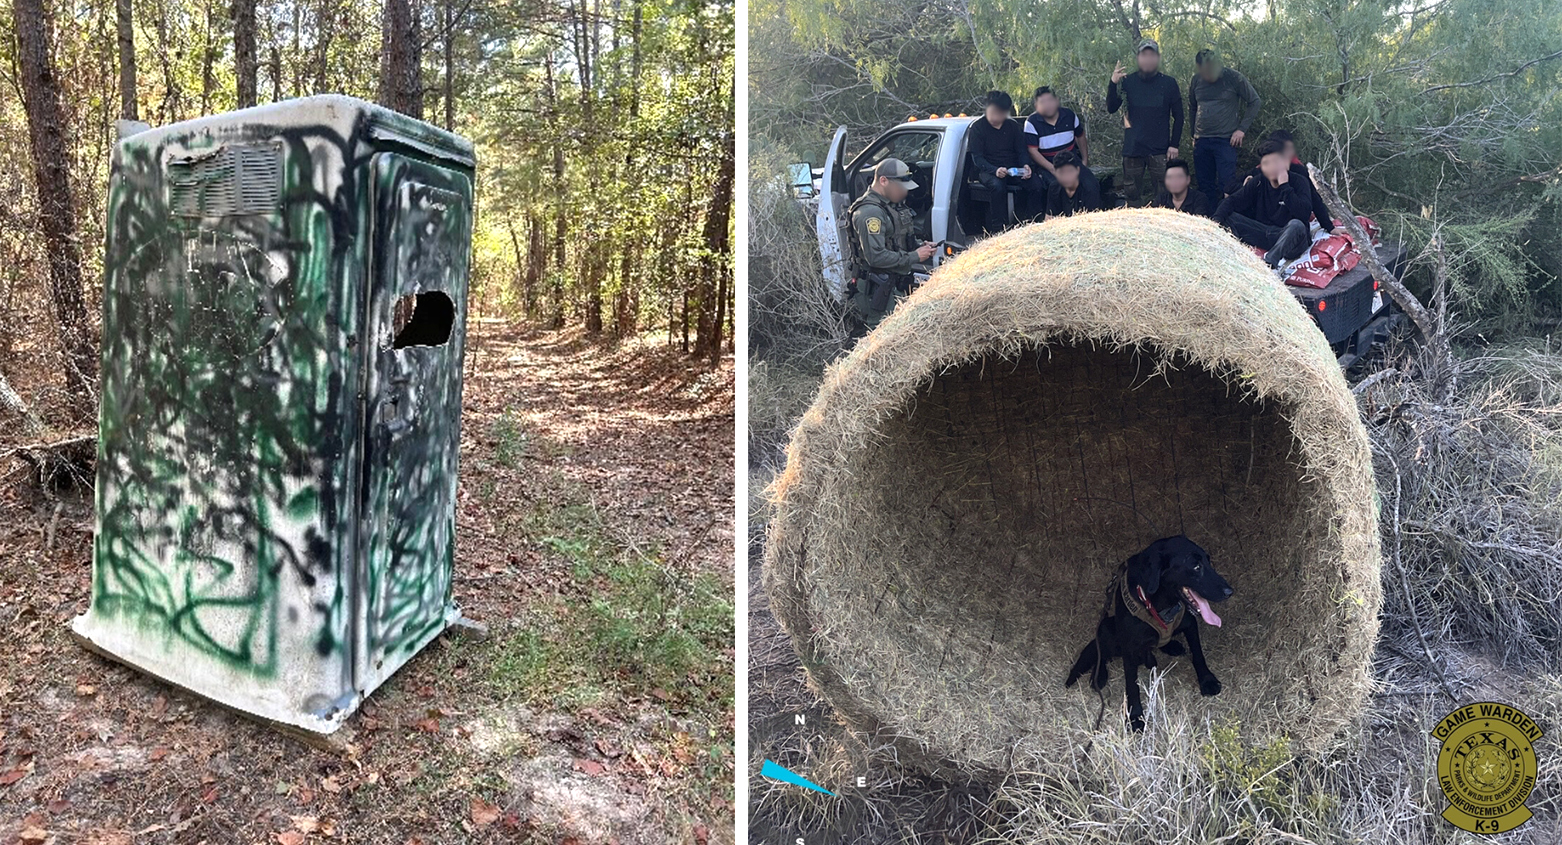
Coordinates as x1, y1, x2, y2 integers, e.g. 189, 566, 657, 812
0, 322, 734, 845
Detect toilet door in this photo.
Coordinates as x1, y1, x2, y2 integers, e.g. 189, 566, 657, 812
357, 151, 473, 690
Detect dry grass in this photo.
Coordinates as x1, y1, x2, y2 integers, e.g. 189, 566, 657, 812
747, 151, 851, 366
764, 210, 1382, 778
748, 210, 1562, 841
749, 341, 1562, 843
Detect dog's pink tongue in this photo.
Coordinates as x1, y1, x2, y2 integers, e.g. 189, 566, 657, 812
1189, 590, 1222, 627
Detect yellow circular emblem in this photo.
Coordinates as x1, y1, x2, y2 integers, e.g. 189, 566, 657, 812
1433, 702, 1542, 834
867, 217, 882, 235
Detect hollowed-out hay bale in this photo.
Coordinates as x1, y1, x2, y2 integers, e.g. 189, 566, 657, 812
764, 209, 1382, 780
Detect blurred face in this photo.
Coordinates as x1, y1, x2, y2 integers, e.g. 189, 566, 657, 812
877, 175, 908, 203
1165, 166, 1191, 195
1057, 165, 1080, 190
1035, 93, 1059, 118
985, 104, 1008, 126
1197, 58, 1221, 83
1260, 152, 1290, 181
1137, 49, 1160, 73
1281, 140, 1297, 161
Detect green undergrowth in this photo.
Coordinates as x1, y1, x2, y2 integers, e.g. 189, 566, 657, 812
482, 451, 733, 716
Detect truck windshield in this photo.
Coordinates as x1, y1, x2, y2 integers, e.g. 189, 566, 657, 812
850, 131, 941, 217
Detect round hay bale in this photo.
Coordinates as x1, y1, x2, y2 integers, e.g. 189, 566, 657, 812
764, 209, 1382, 779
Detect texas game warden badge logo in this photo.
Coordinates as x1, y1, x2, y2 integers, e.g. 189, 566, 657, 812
1433, 701, 1542, 834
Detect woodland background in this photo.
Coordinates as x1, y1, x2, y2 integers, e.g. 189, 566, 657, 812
0, 0, 736, 842
1, 0, 735, 425
752, 0, 1562, 349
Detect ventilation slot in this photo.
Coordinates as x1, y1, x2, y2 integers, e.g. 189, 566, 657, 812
168, 143, 282, 217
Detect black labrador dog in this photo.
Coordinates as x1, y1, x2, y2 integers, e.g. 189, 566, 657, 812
1065, 535, 1234, 732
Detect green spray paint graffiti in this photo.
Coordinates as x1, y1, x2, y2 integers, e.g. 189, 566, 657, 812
74, 96, 474, 731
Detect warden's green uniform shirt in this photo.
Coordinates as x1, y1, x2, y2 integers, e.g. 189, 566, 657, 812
850, 192, 917, 275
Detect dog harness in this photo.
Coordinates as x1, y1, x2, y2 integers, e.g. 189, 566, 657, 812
1103, 561, 1185, 648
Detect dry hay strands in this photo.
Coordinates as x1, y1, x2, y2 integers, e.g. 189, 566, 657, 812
764, 209, 1383, 781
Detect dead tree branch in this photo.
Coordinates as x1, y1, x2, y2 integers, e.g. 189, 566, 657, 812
0, 369, 43, 433
1422, 48, 1562, 94
1308, 163, 1455, 400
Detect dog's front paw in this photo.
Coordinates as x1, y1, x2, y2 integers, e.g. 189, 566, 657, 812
1128, 710, 1146, 732
1200, 675, 1222, 697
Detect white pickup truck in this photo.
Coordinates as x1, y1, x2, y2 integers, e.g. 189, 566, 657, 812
794, 118, 1407, 369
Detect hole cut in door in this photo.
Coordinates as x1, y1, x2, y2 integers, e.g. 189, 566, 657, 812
391, 291, 455, 348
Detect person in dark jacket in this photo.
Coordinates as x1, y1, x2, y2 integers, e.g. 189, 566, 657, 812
1187, 49, 1261, 210
1151, 159, 1210, 216
1044, 152, 1101, 219
1107, 38, 1184, 207
968, 90, 1042, 232
1213, 139, 1313, 267
1224, 130, 1334, 232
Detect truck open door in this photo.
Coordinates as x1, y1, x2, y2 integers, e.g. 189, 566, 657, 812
817, 126, 850, 301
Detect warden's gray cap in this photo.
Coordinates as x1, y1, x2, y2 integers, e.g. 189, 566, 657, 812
1137, 38, 1160, 53
874, 158, 919, 190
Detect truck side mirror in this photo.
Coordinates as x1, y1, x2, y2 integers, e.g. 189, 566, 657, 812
788, 162, 815, 198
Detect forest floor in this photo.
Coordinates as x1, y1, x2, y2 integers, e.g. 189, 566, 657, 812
0, 320, 735, 845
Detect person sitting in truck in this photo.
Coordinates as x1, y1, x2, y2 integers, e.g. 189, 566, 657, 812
1150, 159, 1210, 216
1024, 87, 1099, 198
1213, 138, 1313, 268
848, 158, 936, 329
969, 90, 1041, 231
1226, 130, 1335, 233
1044, 153, 1102, 219
1107, 38, 1184, 207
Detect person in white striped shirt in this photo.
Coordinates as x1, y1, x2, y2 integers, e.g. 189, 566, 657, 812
1024, 87, 1102, 203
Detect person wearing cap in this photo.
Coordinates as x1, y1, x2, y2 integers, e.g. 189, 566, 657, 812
968, 90, 1040, 232
1107, 38, 1185, 207
1043, 152, 1102, 219
847, 158, 935, 329
1187, 49, 1262, 210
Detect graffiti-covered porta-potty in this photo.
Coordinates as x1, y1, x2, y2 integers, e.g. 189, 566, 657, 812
71, 95, 474, 734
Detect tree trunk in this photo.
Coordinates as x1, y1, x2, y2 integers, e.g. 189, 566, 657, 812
314, 0, 335, 93
270, 43, 282, 102
442, 0, 455, 129
13, 0, 99, 413
680, 290, 689, 353
200, 0, 216, 113
233, 0, 257, 107
0, 368, 43, 433
379, 0, 422, 118
710, 264, 729, 365
550, 207, 566, 329
506, 218, 525, 316
694, 135, 734, 359
153, 0, 181, 120
584, 239, 604, 333
614, 243, 633, 338
116, 0, 137, 119
545, 56, 566, 329
525, 211, 544, 319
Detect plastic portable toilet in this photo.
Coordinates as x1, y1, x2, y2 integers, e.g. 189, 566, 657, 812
71, 95, 474, 733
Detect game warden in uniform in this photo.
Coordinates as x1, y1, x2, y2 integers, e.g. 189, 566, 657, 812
848, 158, 935, 329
